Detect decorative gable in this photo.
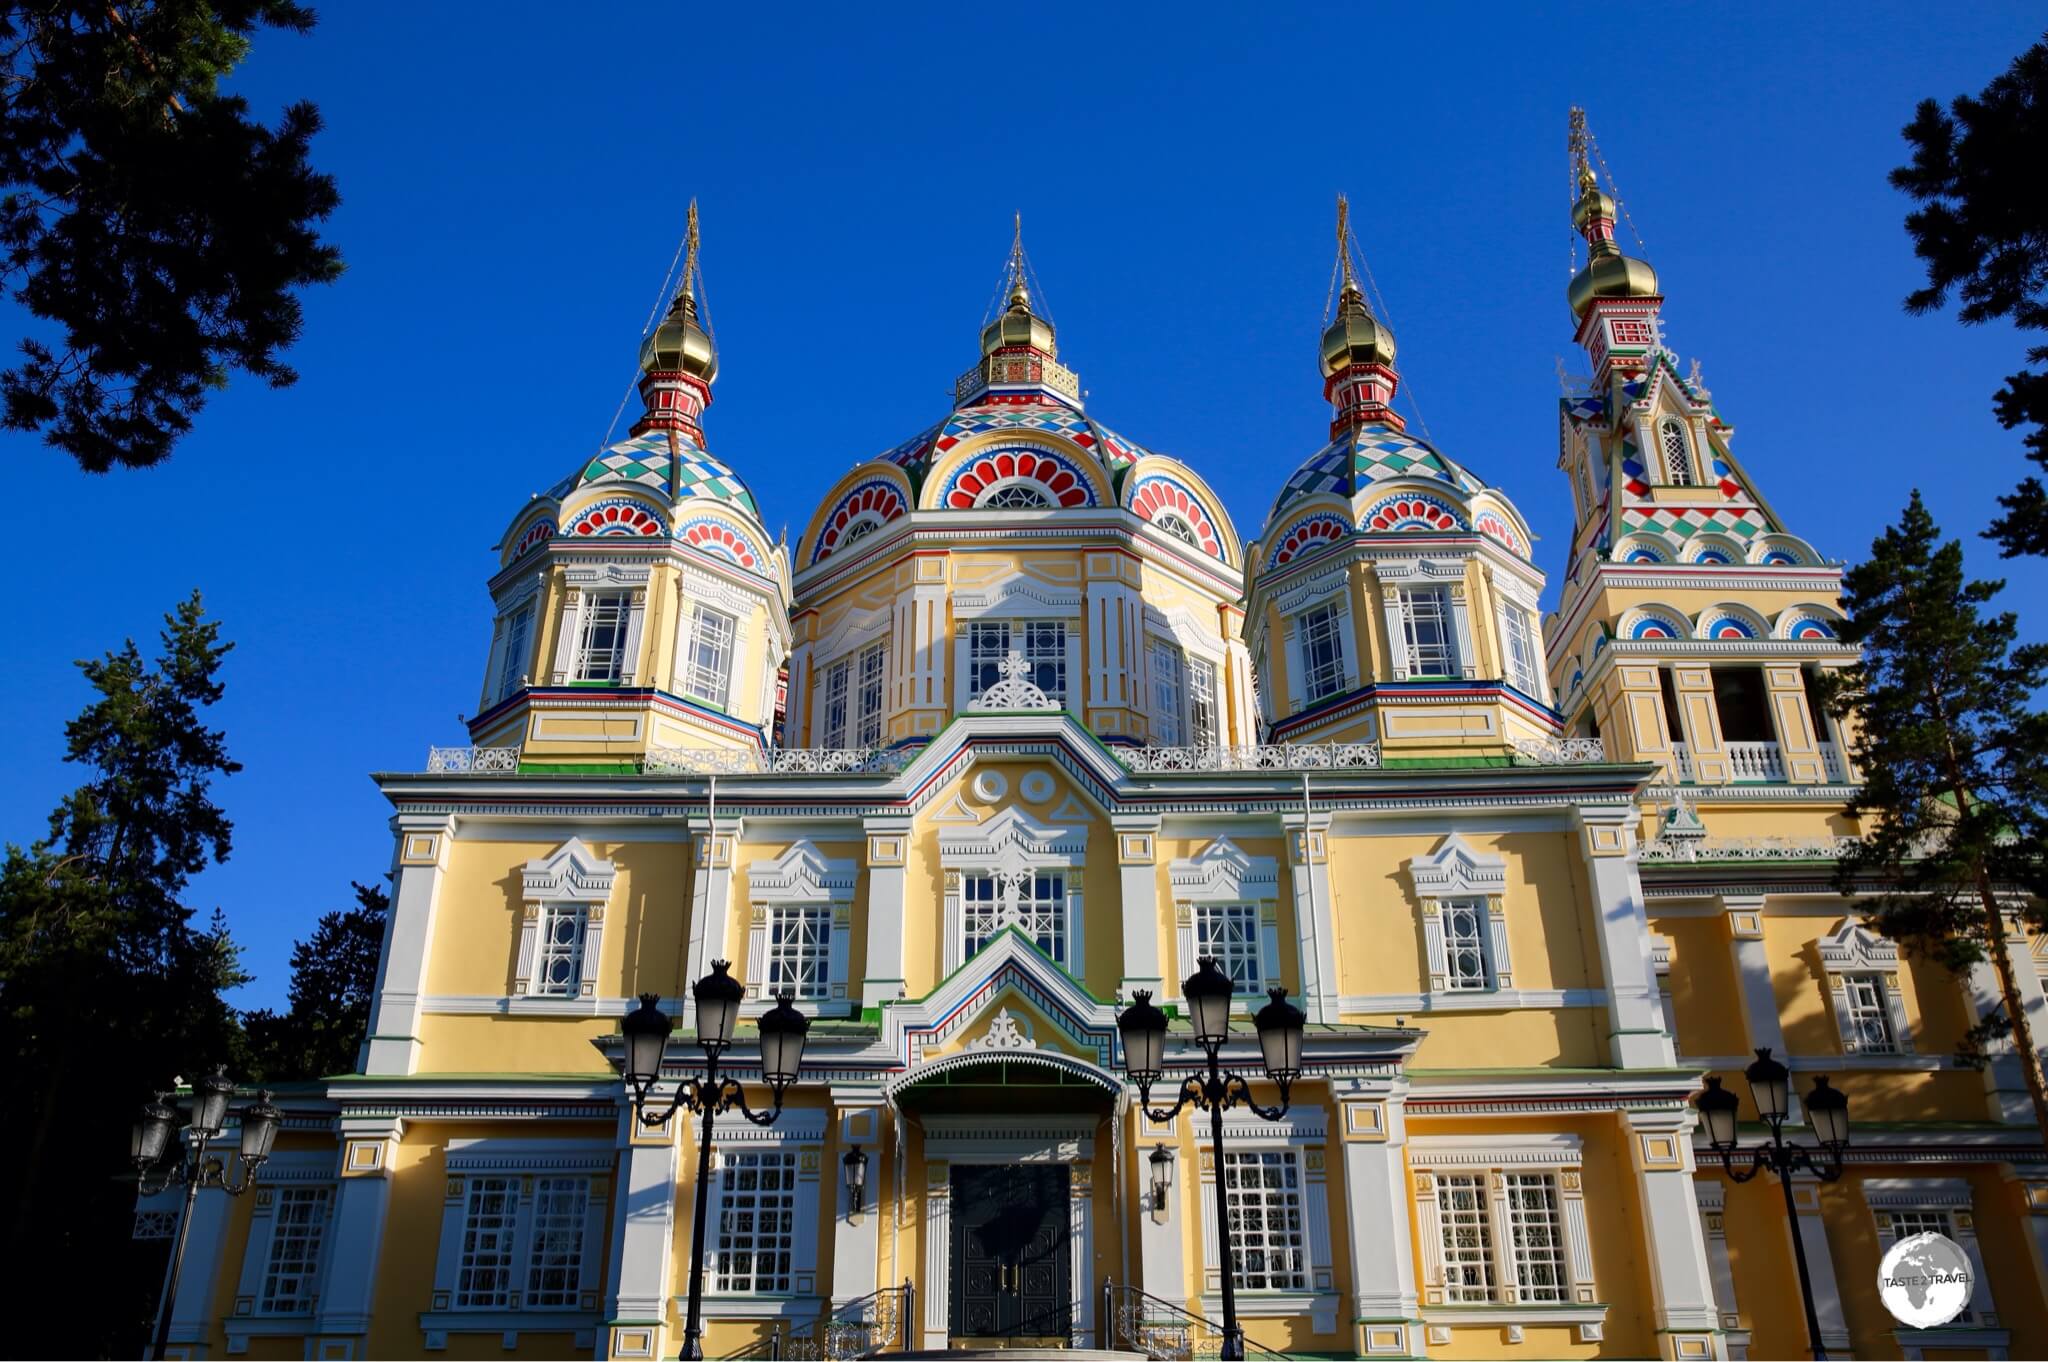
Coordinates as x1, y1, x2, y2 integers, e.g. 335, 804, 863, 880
1169, 838, 1280, 903
522, 838, 616, 902
748, 840, 857, 903
1407, 833, 1508, 899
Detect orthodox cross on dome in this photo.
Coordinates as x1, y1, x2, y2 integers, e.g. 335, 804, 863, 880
956, 214, 1081, 409
1321, 192, 1404, 435
631, 198, 719, 443
967, 651, 1061, 712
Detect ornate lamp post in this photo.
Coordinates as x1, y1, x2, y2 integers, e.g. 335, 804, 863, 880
1696, 1048, 1851, 1361
621, 961, 811, 1362
130, 1067, 281, 1360
1116, 959, 1306, 1361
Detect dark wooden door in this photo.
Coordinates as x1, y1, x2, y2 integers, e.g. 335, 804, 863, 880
950, 1163, 1071, 1341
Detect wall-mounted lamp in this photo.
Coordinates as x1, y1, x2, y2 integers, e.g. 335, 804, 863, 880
843, 1143, 869, 1223
1148, 1142, 1175, 1221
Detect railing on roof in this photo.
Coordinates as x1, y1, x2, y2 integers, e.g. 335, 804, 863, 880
1119, 742, 1381, 774
642, 746, 915, 776
1638, 835, 1863, 864
1510, 736, 1607, 765
426, 745, 519, 773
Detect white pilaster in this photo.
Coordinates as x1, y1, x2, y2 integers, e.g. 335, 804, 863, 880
363, 814, 454, 1075
831, 1095, 884, 1307
1693, 1181, 1749, 1359
922, 1161, 950, 1350
1336, 1080, 1420, 1358
1789, 1176, 1852, 1356
602, 1105, 678, 1360
1070, 1161, 1097, 1346
1573, 805, 1674, 1067
682, 814, 739, 1025
1115, 818, 1163, 1000
862, 818, 911, 1011
2001, 1168, 2048, 1315
1285, 812, 1339, 1022
1718, 896, 1801, 1122
310, 1119, 403, 1357
1136, 1107, 1184, 1302
162, 1172, 234, 1356
1623, 1111, 1724, 1360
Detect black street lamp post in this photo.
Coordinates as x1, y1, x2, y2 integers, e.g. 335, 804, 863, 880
1115, 959, 1306, 1362
130, 1067, 282, 1360
621, 961, 811, 1362
1695, 1048, 1852, 1362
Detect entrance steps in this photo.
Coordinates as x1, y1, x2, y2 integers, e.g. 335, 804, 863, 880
886, 1352, 1146, 1360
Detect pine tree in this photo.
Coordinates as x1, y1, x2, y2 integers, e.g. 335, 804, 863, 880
0, 591, 249, 1356
245, 880, 389, 1081
1891, 35, 2048, 557
1818, 492, 2048, 1143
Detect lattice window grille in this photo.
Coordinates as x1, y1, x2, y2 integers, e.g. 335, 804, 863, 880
258, 1186, 331, 1315
819, 657, 851, 749
855, 643, 887, 747
1504, 1173, 1569, 1303
1222, 1151, 1308, 1290
962, 871, 1067, 964
524, 1177, 589, 1308
766, 906, 833, 1000
574, 592, 631, 683
1298, 603, 1348, 703
1885, 1209, 1972, 1322
1156, 513, 1198, 545
1188, 656, 1218, 749
1442, 899, 1493, 991
1435, 1174, 1496, 1304
713, 1151, 798, 1294
497, 607, 533, 699
1659, 419, 1693, 485
1501, 606, 1541, 696
531, 903, 590, 998
968, 621, 1066, 706
1196, 905, 1264, 994
1150, 640, 1186, 746
682, 605, 737, 705
133, 1209, 177, 1240
982, 484, 1053, 509
1400, 588, 1459, 677
455, 1176, 519, 1309
1845, 973, 1898, 1054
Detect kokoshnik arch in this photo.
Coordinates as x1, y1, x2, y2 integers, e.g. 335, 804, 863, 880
141, 121, 2048, 1362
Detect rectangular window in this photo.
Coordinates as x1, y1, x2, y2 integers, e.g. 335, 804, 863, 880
1196, 904, 1263, 994
1399, 588, 1459, 676
497, 607, 533, 699
1441, 898, 1493, 991
1500, 606, 1540, 695
1503, 1173, 1568, 1302
1844, 973, 1898, 1053
713, 1151, 798, 1294
1888, 1209, 1971, 1321
681, 605, 737, 705
455, 1176, 519, 1309
820, 642, 888, 748
532, 903, 591, 997
524, 1177, 589, 1309
1711, 665, 1777, 744
1188, 656, 1218, 749
1150, 640, 1186, 745
1659, 668, 1687, 744
968, 621, 1066, 706
574, 592, 631, 683
260, 1187, 331, 1315
1221, 1150, 1307, 1290
1434, 1174, 1496, 1304
766, 906, 832, 1000
856, 643, 887, 747
961, 871, 1066, 964
819, 656, 851, 749
1297, 603, 1348, 703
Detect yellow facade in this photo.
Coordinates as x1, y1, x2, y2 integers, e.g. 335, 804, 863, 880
149, 192, 2048, 1362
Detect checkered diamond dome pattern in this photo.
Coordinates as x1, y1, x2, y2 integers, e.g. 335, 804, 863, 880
1264, 423, 1484, 534
575, 432, 761, 519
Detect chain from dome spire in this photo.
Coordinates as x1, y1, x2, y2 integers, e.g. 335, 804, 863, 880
1320, 193, 1402, 434
1566, 110, 1659, 321
957, 214, 1079, 408
633, 199, 720, 442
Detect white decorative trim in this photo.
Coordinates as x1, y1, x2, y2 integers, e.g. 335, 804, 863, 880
747, 840, 856, 903
1407, 834, 1513, 994
1169, 838, 1279, 903
967, 1007, 1038, 1050
515, 839, 616, 1000
938, 806, 1088, 976
1816, 918, 1913, 1055
445, 1138, 615, 1174
523, 838, 617, 901
966, 652, 1059, 711
1407, 833, 1507, 898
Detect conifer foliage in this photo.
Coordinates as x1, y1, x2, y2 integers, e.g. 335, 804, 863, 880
1819, 492, 2048, 1143
245, 879, 388, 1082
1892, 35, 2048, 557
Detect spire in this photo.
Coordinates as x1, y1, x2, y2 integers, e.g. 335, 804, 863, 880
1320, 193, 1401, 435
957, 214, 1080, 409
633, 199, 719, 441
1565, 109, 1660, 337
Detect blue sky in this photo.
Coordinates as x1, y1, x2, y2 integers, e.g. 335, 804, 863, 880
4, 3, 2043, 1010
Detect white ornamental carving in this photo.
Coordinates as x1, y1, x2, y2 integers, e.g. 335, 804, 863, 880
967, 651, 1060, 712
968, 1007, 1037, 1051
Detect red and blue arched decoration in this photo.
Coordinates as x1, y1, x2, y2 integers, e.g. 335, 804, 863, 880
1270, 513, 1349, 567
1699, 609, 1760, 639
1628, 610, 1688, 640
939, 445, 1096, 510
1473, 509, 1525, 558
813, 480, 909, 564
1128, 475, 1223, 559
511, 518, 555, 559
679, 517, 763, 572
1363, 492, 1467, 534
567, 498, 666, 538
1782, 611, 1838, 640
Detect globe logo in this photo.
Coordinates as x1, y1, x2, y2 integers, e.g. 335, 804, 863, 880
1878, 1231, 1973, 1329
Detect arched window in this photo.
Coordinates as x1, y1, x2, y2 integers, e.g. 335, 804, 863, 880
1154, 513, 1198, 545
1658, 419, 1692, 486
840, 519, 879, 546
980, 484, 1053, 509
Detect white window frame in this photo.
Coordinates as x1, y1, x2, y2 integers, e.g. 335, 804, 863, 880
1816, 920, 1913, 1055
948, 575, 1083, 714
695, 1112, 827, 1310
515, 839, 615, 1002
529, 902, 592, 998
709, 1148, 802, 1294
966, 619, 1068, 708
1373, 559, 1478, 682
939, 807, 1086, 977
1295, 600, 1349, 703
1439, 898, 1494, 991
572, 590, 634, 683
1489, 569, 1549, 704
1412, 1136, 1598, 1317
1657, 417, 1694, 486
546, 565, 651, 687
1169, 837, 1281, 1004
1397, 586, 1461, 678
1194, 1112, 1335, 1326
1222, 1149, 1312, 1290
224, 1153, 338, 1331
819, 640, 888, 749
680, 602, 739, 708
1141, 606, 1230, 749
1408, 834, 1513, 995
1149, 638, 1187, 746
493, 602, 535, 702
1863, 1178, 2002, 1335
429, 1141, 612, 1324
746, 840, 854, 1013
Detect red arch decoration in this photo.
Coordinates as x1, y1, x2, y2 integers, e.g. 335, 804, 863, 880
1271, 514, 1348, 567
814, 481, 909, 562
681, 518, 761, 571
1363, 494, 1465, 533
568, 500, 665, 537
1128, 477, 1222, 558
942, 447, 1094, 509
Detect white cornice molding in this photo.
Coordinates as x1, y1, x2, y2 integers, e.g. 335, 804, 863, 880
1407, 832, 1508, 899
1168, 837, 1279, 903
747, 838, 857, 903
522, 837, 616, 902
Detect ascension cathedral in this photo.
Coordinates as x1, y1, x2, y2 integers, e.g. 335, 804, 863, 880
145, 119, 2048, 1361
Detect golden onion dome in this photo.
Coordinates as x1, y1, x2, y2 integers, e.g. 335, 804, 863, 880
640, 290, 718, 382
1567, 247, 1660, 320
981, 281, 1057, 357
1571, 183, 1617, 235
1320, 282, 1396, 376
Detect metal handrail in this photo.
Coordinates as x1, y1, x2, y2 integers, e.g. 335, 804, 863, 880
1102, 1278, 1290, 1362
822, 1279, 915, 1359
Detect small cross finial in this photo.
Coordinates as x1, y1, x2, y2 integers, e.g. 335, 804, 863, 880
1335, 193, 1357, 293
1006, 213, 1029, 309
1569, 107, 1594, 193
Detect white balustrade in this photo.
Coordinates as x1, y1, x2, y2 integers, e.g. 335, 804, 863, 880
426, 745, 519, 773
1819, 741, 1849, 783
1510, 736, 1607, 765
641, 746, 913, 775
1724, 741, 1785, 782
1669, 742, 1695, 784
1119, 742, 1382, 773
1639, 834, 1863, 864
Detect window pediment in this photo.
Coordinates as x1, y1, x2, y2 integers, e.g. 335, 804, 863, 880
747, 840, 855, 903
1817, 919, 1898, 972
1170, 838, 1279, 903
952, 574, 1082, 620
522, 839, 616, 902
939, 805, 1086, 873
1407, 833, 1507, 899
